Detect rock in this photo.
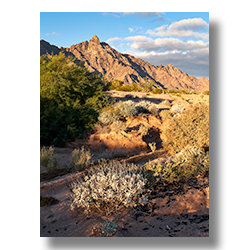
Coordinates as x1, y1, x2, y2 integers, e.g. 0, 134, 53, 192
40, 37, 209, 92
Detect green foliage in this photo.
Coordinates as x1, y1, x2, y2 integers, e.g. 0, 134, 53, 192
68, 146, 92, 171
109, 79, 124, 90
139, 78, 154, 92
203, 90, 209, 95
161, 102, 209, 155
163, 89, 199, 95
110, 80, 141, 92
143, 145, 209, 184
151, 88, 163, 94
40, 53, 110, 146
92, 220, 118, 236
40, 146, 59, 173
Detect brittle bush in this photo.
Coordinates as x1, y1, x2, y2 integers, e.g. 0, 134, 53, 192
143, 145, 209, 184
160, 102, 209, 155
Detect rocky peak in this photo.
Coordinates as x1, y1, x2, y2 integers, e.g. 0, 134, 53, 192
40, 37, 209, 92
90, 35, 100, 44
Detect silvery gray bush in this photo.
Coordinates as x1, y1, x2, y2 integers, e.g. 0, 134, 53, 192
70, 160, 148, 215
114, 100, 137, 118
98, 109, 119, 125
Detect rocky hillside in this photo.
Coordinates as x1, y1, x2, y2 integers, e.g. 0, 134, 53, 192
40, 35, 209, 92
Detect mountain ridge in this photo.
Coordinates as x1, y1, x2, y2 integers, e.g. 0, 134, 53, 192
40, 36, 209, 91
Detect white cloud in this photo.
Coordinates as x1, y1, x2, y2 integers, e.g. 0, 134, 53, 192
45, 31, 59, 36
124, 35, 208, 52
128, 26, 143, 33
105, 37, 122, 44
146, 18, 209, 40
105, 18, 209, 77
126, 48, 209, 78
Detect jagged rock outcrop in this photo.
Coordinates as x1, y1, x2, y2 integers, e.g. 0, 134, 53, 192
40, 36, 209, 91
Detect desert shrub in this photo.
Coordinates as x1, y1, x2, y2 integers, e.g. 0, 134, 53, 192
113, 100, 137, 119
148, 142, 156, 152
92, 220, 118, 236
170, 103, 185, 115
97, 149, 126, 160
160, 100, 171, 106
143, 145, 209, 184
148, 105, 159, 115
138, 124, 148, 136
98, 107, 119, 125
135, 101, 159, 114
110, 79, 124, 90
151, 88, 163, 94
110, 80, 141, 92
164, 89, 194, 95
110, 120, 126, 132
68, 146, 92, 171
70, 160, 148, 215
40, 53, 110, 146
40, 146, 59, 173
161, 102, 209, 155
203, 90, 209, 95
139, 78, 154, 92
159, 110, 172, 121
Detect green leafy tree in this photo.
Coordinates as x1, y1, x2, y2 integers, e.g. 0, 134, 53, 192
40, 53, 110, 146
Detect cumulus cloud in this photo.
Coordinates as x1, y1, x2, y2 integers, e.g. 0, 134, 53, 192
127, 49, 209, 78
124, 35, 208, 52
104, 17, 209, 77
106, 37, 122, 44
146, 18, 209, 40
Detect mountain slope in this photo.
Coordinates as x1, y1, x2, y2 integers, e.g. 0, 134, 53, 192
40, 36, 209, 91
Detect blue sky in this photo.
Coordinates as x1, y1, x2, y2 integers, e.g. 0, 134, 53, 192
40, 12, 209, 78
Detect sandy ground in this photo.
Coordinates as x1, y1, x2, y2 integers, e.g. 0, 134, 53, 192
40, 91, 209, 237
40, 159, 209, 237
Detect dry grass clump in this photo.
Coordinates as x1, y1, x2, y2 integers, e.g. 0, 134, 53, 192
148, 142, 156, 152
160, 99, 171, 106
40, 146, 59, 173
138, 124, 148, 136
143, 145, 209, 184
70, 160, 148, 215
110, 120, 126, 132
161, 102, 209, 155
159, 110, 171, 121
68, 146, 92, 171
170, 103, 185, 115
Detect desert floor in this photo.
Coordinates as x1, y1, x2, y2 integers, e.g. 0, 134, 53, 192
40, 91, 209, 237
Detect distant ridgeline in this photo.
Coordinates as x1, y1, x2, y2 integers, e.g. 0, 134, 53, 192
40, 35, 209, 92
